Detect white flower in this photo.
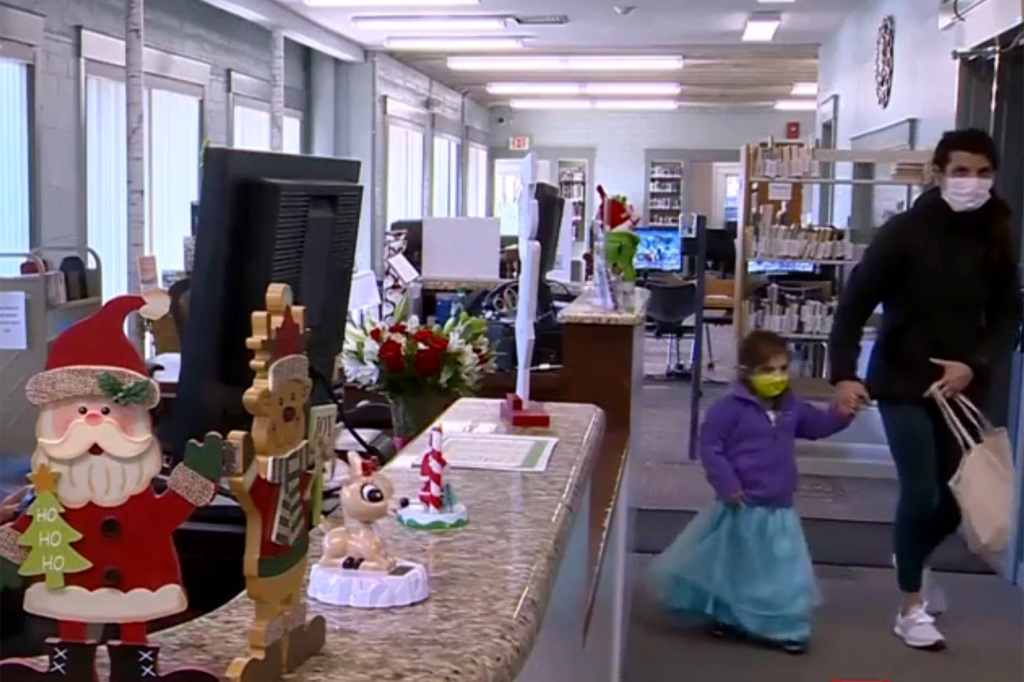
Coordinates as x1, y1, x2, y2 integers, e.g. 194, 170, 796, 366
342, 338, 380, 387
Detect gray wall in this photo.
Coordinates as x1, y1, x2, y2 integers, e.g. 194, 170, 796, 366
5, 0, 309, 248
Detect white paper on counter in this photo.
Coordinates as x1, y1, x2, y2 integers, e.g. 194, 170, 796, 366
0, 291, 28, 350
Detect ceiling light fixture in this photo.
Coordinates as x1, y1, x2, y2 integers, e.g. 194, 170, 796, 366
510, 99, 594, 110
385, 37, 524, 51
353, 16, 509, 32
774, 99, 817, 111
757, 0, 795, 4
304, 0, 478, 7
487, 82, 682, 96
509, 99, 679, 111
742, 12, 782, 42
790, 82, 818, 96
593, 99, 677, 110
449, 55, 684, 71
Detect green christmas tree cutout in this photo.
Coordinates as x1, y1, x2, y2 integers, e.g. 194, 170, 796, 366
18, 465, 92, 589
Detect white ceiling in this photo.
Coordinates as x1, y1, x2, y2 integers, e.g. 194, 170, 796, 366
272, 0, 866, 107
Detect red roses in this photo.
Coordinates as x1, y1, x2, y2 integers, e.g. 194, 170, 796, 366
375, 328, 452, 378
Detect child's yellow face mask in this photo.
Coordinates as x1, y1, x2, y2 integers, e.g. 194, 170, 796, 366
748, 373, 789, 399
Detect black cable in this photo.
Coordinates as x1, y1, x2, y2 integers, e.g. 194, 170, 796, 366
307, 364, 383, 460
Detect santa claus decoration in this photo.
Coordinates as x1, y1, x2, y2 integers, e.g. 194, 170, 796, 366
0, 293, 225, 682
223, 284, 325, 682
596, 185, 642, 284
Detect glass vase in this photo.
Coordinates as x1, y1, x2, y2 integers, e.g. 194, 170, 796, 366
389, 394, 454, 448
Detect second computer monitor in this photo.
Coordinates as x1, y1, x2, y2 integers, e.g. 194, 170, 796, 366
634, 227, 682, 272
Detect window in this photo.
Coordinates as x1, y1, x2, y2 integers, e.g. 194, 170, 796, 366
233, 104, 271, 151
86, 76, 129, 299
493, 159, 524, 236
431, 135, 460, 217
466, 144, 488, 218
0, 58, 31, 274
87, 75, 202, 299
148, 88, 201, 273
386, 123, 424, 229
284, 114, 302, 154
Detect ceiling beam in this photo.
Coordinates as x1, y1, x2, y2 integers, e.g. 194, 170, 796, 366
197, 0, 364, 62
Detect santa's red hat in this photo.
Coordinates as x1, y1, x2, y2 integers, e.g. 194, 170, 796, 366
26, 294, 167, 409
597, 185, 632, 231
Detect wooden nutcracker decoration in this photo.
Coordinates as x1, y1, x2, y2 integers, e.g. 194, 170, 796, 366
223, 284, 325, 682
0, 293, 225, 682
396, 426, 468, 530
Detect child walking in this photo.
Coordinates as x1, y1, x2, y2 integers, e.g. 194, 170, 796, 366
649, 331, 856, 653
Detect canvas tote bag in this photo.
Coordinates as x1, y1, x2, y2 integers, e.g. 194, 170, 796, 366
934, 394, 1015, 554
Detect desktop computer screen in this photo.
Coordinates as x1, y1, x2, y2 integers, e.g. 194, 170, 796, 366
634, 227, 682, 272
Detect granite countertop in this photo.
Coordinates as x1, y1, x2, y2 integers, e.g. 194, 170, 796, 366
558, 287, 650, 326
147, 399, 606, 682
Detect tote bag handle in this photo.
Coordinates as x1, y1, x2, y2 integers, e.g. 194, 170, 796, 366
952, 394, 994, 434
931, 392, 981, 453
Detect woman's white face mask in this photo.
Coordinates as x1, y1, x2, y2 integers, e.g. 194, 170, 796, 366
941, 176, 994, 213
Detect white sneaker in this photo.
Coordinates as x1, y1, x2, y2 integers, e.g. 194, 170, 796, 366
892, 555, 947, 616
922, 568, 947, 616
893, 605, 946, 650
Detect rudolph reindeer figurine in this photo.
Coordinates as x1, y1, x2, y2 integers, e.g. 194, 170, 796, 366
307, 454, 430, 609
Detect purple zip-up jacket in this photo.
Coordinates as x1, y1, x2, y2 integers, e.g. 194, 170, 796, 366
699, 383, 852, 508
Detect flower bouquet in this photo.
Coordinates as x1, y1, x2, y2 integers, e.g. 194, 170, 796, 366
341, 298, 497, 443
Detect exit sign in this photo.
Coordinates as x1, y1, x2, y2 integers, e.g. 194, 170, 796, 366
786, 121, 801, 139
509, 135, 531, 151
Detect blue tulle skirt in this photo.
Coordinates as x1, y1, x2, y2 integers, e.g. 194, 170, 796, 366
648, 502, 819, 643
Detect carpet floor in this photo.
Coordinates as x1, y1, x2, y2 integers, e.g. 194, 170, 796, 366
626, 555, 1024, 682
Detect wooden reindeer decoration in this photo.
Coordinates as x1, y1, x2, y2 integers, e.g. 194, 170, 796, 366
223, 284, 325, 682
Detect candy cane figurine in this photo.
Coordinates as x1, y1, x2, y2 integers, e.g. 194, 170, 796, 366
399, 426, 468, 531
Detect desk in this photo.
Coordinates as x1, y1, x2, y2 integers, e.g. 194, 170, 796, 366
86, 399, 620, 682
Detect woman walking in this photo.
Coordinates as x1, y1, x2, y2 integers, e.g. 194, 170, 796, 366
829, 128, 1023, 650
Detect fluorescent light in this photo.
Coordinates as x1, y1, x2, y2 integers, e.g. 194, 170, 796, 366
593, 99, 678, 110
790, 82, 818, 96
584, 82, 681, 95
743, 13, 781, 42
448, 55, 684, 72
509, 99, 680, 111
488, 82, 581, 95
486, 82, 681, 96
385, 37, 524, 51
774, 99, 816, 111
510, 99, 594, 110
305, 0, 478, 7
758, 0, 795, 3
353, 16, 509, 32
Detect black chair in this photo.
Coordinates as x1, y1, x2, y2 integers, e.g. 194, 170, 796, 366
645, 280, 698, 380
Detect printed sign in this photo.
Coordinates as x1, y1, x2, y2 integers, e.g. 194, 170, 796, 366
308, 404, 337, 524
137, 255, 159, 293
786, 121, 801, 139
509, 135, 531, 151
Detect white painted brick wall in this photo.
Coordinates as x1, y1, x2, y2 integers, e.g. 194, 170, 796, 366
489, 108, 815, 211
7, 0, 300, 247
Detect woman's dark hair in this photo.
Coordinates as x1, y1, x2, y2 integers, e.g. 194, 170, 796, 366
931, 128, 1000, 172
738, 330, 788, 371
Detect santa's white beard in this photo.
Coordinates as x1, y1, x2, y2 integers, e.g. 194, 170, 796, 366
33, 444, 162, 508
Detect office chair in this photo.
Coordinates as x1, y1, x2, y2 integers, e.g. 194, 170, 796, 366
645, 280, 698, 380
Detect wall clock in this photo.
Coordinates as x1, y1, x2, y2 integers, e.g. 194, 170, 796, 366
875, 15, 895, 109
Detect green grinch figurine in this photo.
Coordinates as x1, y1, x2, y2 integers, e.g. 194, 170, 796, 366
597, 185, 641, 283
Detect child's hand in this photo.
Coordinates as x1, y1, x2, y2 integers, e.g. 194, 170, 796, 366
725, 492, 744, 507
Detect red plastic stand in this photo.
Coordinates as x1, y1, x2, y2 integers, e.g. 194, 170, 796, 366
500, 394, 550, 428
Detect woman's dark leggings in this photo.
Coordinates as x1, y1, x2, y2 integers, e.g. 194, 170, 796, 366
878, 400, 964, 593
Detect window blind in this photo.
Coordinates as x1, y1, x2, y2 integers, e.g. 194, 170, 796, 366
386, 124, 424, 229
284, 114, 302, 154
233, 104, 271, 151
86, 76, 129, 299
431, 136, 460, 217
0, 58, 30, 275
466, 144, 489, 218
148, 88, 200, 273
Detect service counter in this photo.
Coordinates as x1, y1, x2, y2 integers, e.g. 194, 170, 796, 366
113, 399, 624, 682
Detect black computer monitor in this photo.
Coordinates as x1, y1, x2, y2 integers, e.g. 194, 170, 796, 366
170, 147, 363, 459
634, 227, 682, 272
533, 182, 564, 314
390, 219, 423, 271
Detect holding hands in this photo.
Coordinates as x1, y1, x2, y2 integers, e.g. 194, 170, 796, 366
835, 380, 870, 418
